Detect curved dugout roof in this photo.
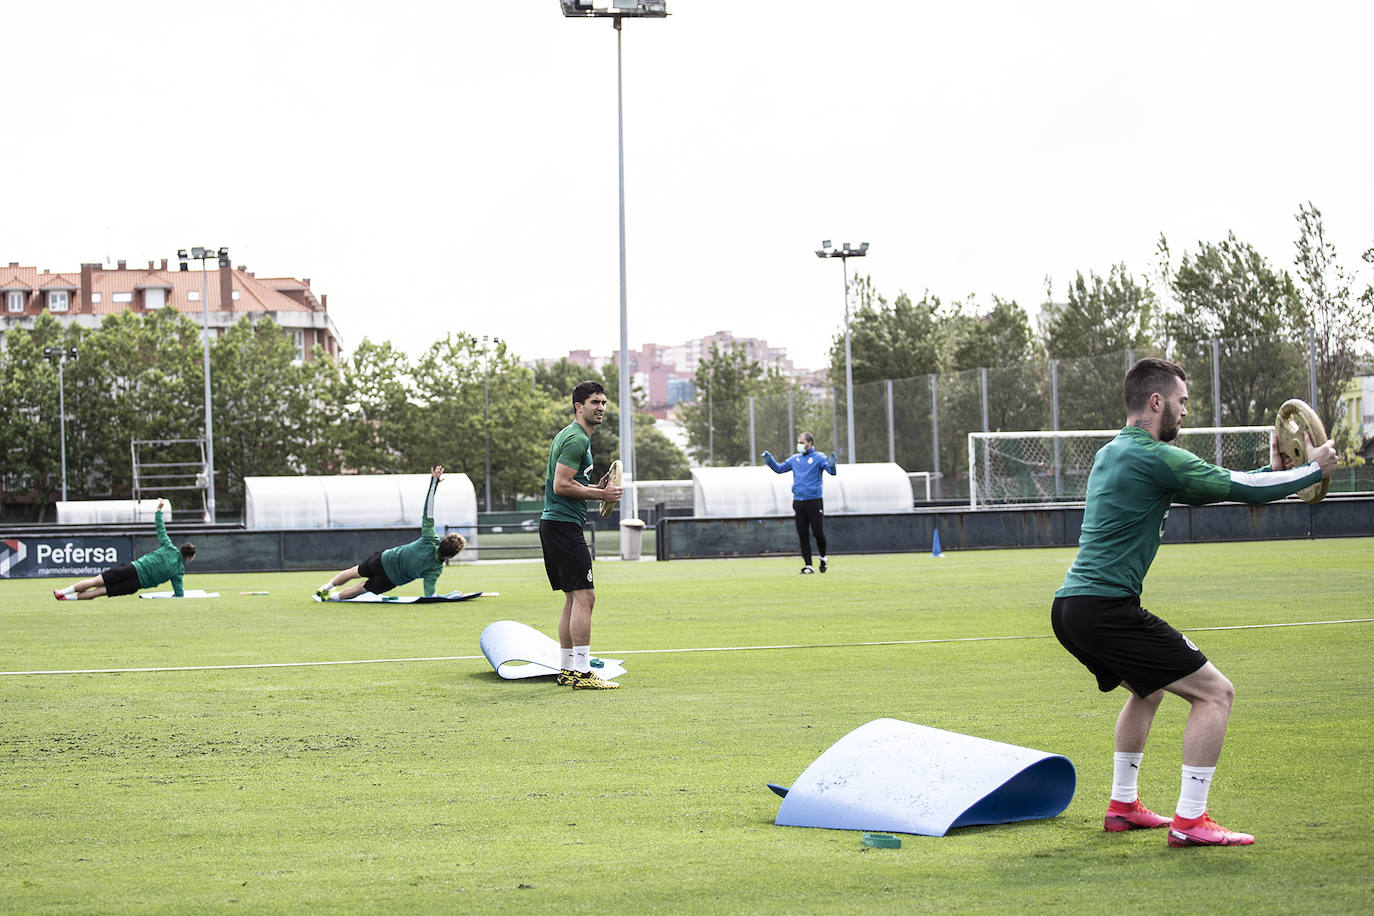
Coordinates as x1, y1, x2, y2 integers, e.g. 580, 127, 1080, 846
691, 463, 912, 518
244, 474, 478, 532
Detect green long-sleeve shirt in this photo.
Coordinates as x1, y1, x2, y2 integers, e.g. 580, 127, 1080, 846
132, 509, 185, 597
380, 476, 444, 596
1057, 426, 1323, 598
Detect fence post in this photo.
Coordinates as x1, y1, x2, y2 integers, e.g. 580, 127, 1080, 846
748, 396, 756, 465
1051, 359, 1061, 498
832, 387, 841, 462
1211, 338, 1222, 463
887, 379, 895, 464
930, 373, 941, 499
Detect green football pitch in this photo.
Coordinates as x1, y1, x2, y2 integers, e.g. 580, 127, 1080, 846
3, 539, 1372, 914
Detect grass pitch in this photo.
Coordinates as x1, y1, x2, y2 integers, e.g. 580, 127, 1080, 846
2, 539, 1372, 914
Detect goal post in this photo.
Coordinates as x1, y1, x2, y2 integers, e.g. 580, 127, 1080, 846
967, 426, 1271, 508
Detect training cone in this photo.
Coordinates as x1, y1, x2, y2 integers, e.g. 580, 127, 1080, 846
931, 529, 943, 558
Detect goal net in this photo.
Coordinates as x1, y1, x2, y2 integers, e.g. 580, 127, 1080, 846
967, 426, 1271, 508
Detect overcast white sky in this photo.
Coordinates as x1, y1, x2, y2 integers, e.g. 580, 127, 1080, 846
7, 1, 1372, 370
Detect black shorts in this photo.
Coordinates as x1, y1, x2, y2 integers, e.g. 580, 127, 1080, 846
357, 550, 397, 595
102, 562, 142, 597
539, 519, 593, 592
1051, 594, 1208, 697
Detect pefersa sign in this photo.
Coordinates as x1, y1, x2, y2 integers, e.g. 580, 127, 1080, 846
0, 536, 133, 579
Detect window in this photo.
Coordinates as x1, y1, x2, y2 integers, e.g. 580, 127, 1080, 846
231, 290, 240, 301
144, 288, 166, 309
48, 290, 69, 312
290, 329, 306, 360
112, 292, 133, 304
90, 292, 102, 304
188, 290, 200, 301
6, 290, 23, 313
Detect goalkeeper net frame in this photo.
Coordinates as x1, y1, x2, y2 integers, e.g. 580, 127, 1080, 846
967, 426, 1271, 508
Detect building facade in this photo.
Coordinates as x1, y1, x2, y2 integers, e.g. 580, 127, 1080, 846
1, 259, 342, 359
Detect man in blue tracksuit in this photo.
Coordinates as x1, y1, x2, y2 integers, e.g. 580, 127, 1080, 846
763, 432, 838, 574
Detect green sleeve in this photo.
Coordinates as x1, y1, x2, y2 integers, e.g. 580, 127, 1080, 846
155, 510, 173, 549
171, 571, 184, 598
423, 565, 439, 597
421, 477, 438, 538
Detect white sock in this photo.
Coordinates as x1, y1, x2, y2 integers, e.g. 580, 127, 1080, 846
62, 586, 77, 597
573, 645, 590, 673
561, 647, 575, 671
1111, 752, 1144, 803
1176, 765, 1215, 819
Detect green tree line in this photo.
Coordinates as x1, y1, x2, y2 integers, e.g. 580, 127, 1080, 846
0, 317, 688, 521
683, 204, 1372, 480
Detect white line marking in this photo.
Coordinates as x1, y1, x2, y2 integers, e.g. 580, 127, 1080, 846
2, 618, 1370, 677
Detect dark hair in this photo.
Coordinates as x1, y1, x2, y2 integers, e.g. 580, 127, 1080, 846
180, 542, 197, 562
438, 532, 466, 561
572, 380, 605, 408
1124, 358, 1187, 412
797, 432, 815, 445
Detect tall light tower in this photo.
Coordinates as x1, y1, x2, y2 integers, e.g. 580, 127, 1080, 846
815, 240, 868, 463
559, 0, 668, 523
177, 246, 228, 523
43, 346, 78, 502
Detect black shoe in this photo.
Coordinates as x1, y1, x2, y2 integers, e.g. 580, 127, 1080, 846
819, 557, 828, 573
800, 566, 815, 575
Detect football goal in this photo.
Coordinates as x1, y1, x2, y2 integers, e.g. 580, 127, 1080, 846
967, 426, 1271, 508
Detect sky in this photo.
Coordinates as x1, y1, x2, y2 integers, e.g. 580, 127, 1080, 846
7, 1, 1373, 371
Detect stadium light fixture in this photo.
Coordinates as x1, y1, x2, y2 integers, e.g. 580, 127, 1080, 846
559, 0, 668, 527
42, 346, 78, 502
815, 240, 869, 464
179, 245, 227, 523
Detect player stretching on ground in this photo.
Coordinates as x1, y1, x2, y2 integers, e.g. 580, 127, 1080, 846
763, 432, 838, 574
315, 466, 466, 600
54, 498, 195, 600
541, 380, 623, 689
1052, 358, 1336, 847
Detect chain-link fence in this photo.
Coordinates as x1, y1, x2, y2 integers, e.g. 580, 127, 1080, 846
698, 337, 1372, 503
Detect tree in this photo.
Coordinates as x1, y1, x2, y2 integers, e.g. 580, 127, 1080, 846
679, 343, 781, 466
337, 339, 419, 474
1292, 202, 1374, 446
1042, 265, 1160, 430
828, 279, 944, 386
1166, 233, 1305, 425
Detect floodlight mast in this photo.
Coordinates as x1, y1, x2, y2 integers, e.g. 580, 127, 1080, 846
815, 241, 869, 464
559, 0, 668, 527
177, 246, 227, 523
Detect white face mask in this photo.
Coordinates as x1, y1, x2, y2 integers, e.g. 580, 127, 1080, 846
797, 442, 810, 453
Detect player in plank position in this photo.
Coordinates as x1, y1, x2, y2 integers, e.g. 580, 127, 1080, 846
314, 466, 466, 600
1052, 358, 1336, 847
763, 432, 838, 574
54, 498, 195, 599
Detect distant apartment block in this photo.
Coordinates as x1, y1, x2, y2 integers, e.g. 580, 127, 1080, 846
560, 330, 829, 417
1, 258, 342, 360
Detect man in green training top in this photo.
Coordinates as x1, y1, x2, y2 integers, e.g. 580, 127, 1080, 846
1052, 357, 1336, 848
54, 498, 195, 600
541, 380, 623, 689
315, 466, 466, 600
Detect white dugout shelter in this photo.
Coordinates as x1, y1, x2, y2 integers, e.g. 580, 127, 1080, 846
691, 463, 913, 518
244, 474, 478, 538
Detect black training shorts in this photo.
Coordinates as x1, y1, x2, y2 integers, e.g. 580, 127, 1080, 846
101, 562, 142, 597
540, 519, 593, 592
1051, 593, 1208, 697
356, 550, 397, 595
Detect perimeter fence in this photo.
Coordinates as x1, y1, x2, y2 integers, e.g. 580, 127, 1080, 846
692, 336, 1373, 504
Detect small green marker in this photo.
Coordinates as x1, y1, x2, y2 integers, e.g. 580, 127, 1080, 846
861, 833, 901, 848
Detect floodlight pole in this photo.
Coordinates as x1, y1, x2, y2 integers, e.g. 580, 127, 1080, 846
43, 346, 77, 502
815, 241, 868, 463
178, 246, 225, 523
561, 1, 668, 524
